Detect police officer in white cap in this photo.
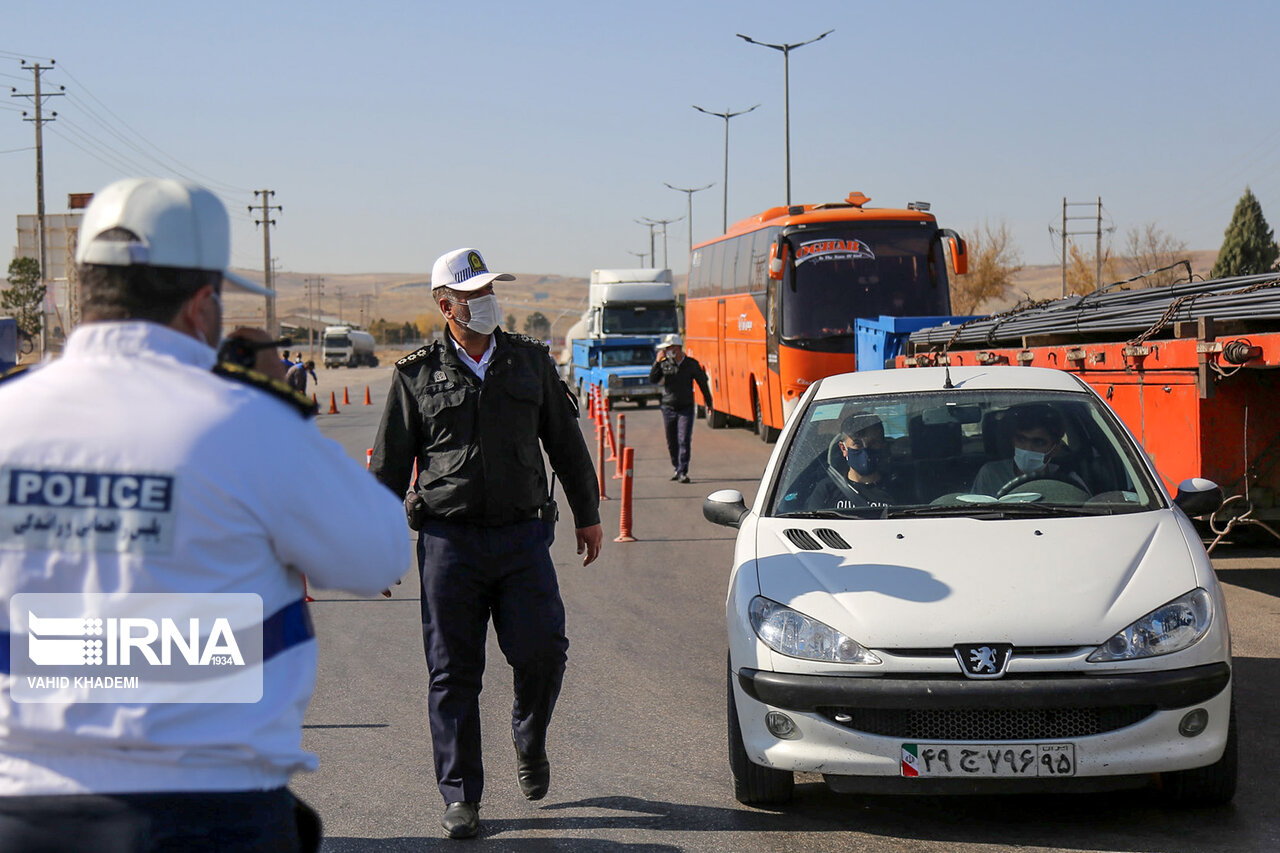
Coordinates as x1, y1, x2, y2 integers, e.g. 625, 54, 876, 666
370, 247, 602, 839
0, 178, 411, 851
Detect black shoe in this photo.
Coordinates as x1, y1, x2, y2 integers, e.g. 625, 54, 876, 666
515, 743, 551, 801
679, 474, 691, 483
441, 801, 479, 839
670, 471, 680, 481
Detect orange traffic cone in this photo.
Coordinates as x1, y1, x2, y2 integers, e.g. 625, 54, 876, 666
328, 391, 340, 414
363, 386, 372, 405
342, 386, 351, 405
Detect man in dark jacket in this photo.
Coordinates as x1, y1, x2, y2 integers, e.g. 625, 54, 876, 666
648, 333, 712, 483
370, 247, 602, 840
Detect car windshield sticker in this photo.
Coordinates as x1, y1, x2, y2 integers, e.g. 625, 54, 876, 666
809, 404, 844, 422
794, 238, 875, 266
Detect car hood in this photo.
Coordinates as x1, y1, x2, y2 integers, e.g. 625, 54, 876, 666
752, 511, 1198, 648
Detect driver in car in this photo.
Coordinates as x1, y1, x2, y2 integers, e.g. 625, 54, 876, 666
810, 412, 896, 509
972, 404, 1089, 497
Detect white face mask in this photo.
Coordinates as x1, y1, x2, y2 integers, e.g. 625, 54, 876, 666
1013, 446, 1048, 475
456, 292, 500, 335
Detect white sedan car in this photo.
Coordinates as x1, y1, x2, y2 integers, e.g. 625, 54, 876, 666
705, 366, 1234, 806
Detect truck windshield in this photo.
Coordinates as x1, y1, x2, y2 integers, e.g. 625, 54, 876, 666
600, 347, 655, 367
601, 304, 678, 335
325, 335, 350, 347
781, 223, 950, 352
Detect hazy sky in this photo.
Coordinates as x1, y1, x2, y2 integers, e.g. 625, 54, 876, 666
3, 1, 1277, 280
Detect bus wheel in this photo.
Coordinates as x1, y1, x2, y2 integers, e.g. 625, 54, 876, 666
706, 405, 727, 430
753, 392, 779, 444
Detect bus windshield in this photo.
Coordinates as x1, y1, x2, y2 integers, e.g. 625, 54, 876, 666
782, 223, 950, 349
601, 304, 678, 335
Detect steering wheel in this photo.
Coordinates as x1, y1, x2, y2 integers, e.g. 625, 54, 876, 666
995, 472, 1087, 499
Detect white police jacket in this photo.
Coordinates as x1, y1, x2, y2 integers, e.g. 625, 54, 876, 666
0, 322, 411, 795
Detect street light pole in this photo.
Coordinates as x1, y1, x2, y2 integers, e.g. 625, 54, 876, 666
635, 219, 658, 267
627, 249, 649, 267
693, 104, 758, 233
664, 182, 714, 267
641, 215, 685, 270
737, 29, 833, 206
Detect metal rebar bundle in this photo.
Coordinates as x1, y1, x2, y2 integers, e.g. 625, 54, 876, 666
909, 273, 1280, 348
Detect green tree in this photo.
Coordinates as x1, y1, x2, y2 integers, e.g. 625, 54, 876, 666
2, 257, 45, 341
505, 312, 516, 331
1210, 187, 1279, 278
523, 311, 550, 339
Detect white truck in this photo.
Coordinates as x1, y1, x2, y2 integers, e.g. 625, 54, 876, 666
563, 268, 679, 405
581, 268, 678, 338
321, 325, 378, 368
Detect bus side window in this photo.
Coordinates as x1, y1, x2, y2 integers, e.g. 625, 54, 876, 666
707, 241, 723, 297
689, 250, 705, 299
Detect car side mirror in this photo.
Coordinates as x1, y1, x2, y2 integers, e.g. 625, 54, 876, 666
704, 489, 749, 528
1174, 477, 1223, 518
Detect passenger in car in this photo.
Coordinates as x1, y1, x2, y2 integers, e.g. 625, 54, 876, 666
971, 404, 1090, 496
810, 412, 896, 508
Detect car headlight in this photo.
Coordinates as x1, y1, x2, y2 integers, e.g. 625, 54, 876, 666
749, 596, 881, 664
1087, 589, 1213, 662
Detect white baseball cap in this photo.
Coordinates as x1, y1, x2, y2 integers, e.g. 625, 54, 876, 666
658, 333, 683, 349
75, 178, 272, 296
431, 247, 515, 293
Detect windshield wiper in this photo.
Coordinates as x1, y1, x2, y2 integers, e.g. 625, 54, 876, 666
775, 507, 887, 520
887, 503, 1089, 519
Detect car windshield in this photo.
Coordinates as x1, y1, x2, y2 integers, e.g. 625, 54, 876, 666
768, 388, 1164, 518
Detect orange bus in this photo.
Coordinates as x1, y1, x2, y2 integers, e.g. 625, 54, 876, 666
684, 191, 967, 441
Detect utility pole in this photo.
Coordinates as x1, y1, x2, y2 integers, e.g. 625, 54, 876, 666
1052, 197, 1105, 297
11, 59, 65, 358
335, 285, 344, 325
693, 104, 758, 233
304, 277, 325, 358
249, 190, 281, 335
664, 182, 714, 268
627, 249, 649, 266
738, 29, 833, 206
641, 215, 685, 270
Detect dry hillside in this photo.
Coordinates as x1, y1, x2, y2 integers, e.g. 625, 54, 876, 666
222, 250, 1221, 340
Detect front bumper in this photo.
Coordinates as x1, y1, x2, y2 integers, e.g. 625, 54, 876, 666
732, 662, 1232, 780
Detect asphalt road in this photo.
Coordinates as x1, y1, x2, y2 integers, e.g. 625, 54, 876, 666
294, 362, 1280, 852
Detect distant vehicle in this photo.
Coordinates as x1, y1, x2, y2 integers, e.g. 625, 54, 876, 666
684, 191, 967, 442
570, 337, 660, 407
582, 268, 679, 338
0, 317, 16, 373
322, 325, 378, 368
564, 268, 677, 405
706, 365, 1234, 808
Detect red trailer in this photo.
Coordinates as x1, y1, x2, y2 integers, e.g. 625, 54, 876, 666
899, 274, 1280, 549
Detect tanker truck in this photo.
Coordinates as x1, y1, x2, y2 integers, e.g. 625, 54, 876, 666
322, 325, 378, 368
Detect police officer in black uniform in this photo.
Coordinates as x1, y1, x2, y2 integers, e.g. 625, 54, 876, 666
370, 247, 602, 840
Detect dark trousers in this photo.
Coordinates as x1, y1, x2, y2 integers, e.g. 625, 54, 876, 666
0, 787, 319, 852
417, 518, 568, 805
661, 404, 695, 476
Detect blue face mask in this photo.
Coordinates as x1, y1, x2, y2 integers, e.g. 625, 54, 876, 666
1014, 446, 1048, 474
845, 446, 882, 476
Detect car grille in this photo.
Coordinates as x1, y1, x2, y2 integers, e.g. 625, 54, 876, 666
816, 705, 1156, 740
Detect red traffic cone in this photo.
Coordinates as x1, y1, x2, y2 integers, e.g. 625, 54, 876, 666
363, 386, 372, 405
328, 391, 340, 414
342, 386, 351, 405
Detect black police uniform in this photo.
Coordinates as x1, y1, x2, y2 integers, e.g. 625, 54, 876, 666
648, 354, 712, 479
370, 328, 599, 806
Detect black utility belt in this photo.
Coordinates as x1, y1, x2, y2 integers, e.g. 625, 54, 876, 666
408, 500, 557, 530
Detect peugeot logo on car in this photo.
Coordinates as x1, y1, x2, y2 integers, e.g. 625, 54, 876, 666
954, 643, 1013, 679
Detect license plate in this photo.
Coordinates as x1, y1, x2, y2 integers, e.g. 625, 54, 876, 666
901, 743, 1075, 777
